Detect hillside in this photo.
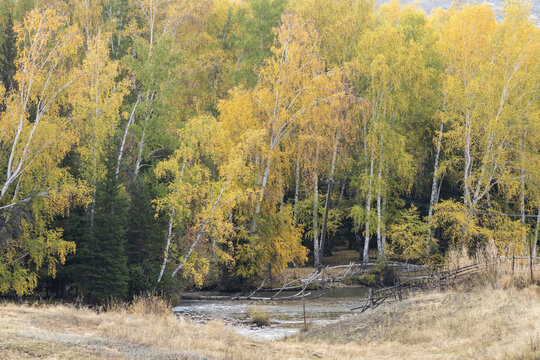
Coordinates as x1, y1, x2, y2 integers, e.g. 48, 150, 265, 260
382, 0, 540, 21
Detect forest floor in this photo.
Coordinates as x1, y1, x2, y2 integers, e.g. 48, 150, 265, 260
1, 282, 539, 359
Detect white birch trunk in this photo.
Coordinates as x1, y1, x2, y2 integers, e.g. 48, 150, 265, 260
89, 185, 97, 229
520, 135, 527, 253
171, 181, 227, 278
427, 119, 444, 243
319, 133, 340, 262
534, 204, 539, 258
134, 91, 154, 179
0, 63, 81, 200
463, 111, 472, 209
116, 92, 141, 177
363, 144, 375, 269
293, 154, 300, 227
157, 209, 174, 283
250, 155, 272, 237
376, 135, 383, 256
157, 162, 185, 283
381, 195, 387, 250
313, 168, 320, 268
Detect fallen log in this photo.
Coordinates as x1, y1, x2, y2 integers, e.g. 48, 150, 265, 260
181, 293, 312, 301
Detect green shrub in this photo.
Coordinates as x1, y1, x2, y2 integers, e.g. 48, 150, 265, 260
355, 273, 378, 286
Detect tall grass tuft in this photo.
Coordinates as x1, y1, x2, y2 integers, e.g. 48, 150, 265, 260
248, 306, 270, 326
445, 240, 539, 289
103, 292, 171, 315
129, 292, 171, 315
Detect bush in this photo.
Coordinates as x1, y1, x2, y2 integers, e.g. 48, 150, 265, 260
375, 254, 388, 274
248, 306, 270, 326
352, 273, 378, 286
375, 254, 395, 286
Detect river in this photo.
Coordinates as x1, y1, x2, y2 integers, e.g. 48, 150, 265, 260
173, 287, 369, 340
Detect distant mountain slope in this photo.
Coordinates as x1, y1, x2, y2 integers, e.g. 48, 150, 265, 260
380, 0, 539, 23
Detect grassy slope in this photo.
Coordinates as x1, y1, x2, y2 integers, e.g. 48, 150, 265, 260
1, 285, 539, 360
294, 285, 540, 359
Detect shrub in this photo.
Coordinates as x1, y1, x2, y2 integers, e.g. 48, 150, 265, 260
248, 306, 270, 326
355, 273, 378, 286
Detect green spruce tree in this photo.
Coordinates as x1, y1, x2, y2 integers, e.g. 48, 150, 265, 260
0, 13, 17, 91
68, 147, 129, 303
126, 174, 167, 295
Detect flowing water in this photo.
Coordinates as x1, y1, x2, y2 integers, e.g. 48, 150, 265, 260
173, 287, 369, 340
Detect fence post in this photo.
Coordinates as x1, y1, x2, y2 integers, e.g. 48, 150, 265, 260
438, 267, 441, 292
530, 237, 534, 283
302, 282, 307, 330
397, 274, 402, 301
369, 288, 374, 309
512, 253, 515, 276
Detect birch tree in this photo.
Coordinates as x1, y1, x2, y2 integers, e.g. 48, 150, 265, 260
0, 8, 85, 295
435, 2, 539, 250
70, 32, 128, 226
348, 2, 420, 266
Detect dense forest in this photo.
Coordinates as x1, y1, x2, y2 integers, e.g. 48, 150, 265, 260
0, 0, 538, 303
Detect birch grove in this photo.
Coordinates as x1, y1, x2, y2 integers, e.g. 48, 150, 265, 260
0, 0, 538, 297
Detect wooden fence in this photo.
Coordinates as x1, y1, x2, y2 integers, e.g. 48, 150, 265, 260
351, 263, 483, 313
351, 256, 540, 313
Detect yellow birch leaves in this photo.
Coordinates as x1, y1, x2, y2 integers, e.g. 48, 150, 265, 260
0, 8, 85, 295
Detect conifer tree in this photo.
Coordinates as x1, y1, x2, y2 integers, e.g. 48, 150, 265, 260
0, 14, 16, 91
69, 148, 129, 303
126, 175, 167, 294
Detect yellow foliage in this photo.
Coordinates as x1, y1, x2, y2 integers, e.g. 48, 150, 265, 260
0, 7, 85, 296
70, 32, 129, 187
433, 200, 526, 255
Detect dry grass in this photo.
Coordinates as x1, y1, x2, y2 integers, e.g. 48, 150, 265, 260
321, 248, 366, 266
1, 246, 539, 360
445, 242, 540, 289
129, 292, 172, 315
292, 245, 540, 359
296, 285, 540, 360
0, 300, 368, 359
1, 282, 539, 359
248, 306, 271, 326
103, 292, 171, 315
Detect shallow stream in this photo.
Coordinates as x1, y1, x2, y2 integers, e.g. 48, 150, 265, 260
173, 287, 369, 340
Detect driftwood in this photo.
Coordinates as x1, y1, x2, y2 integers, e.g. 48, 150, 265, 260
181, 261, 476, 305
260, 261, 429, 295
181, 293, 312, 301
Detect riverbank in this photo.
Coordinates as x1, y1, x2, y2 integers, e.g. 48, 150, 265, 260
174, 286, 369, 340
1, 284, 538, 359
294, 285, 540, 358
